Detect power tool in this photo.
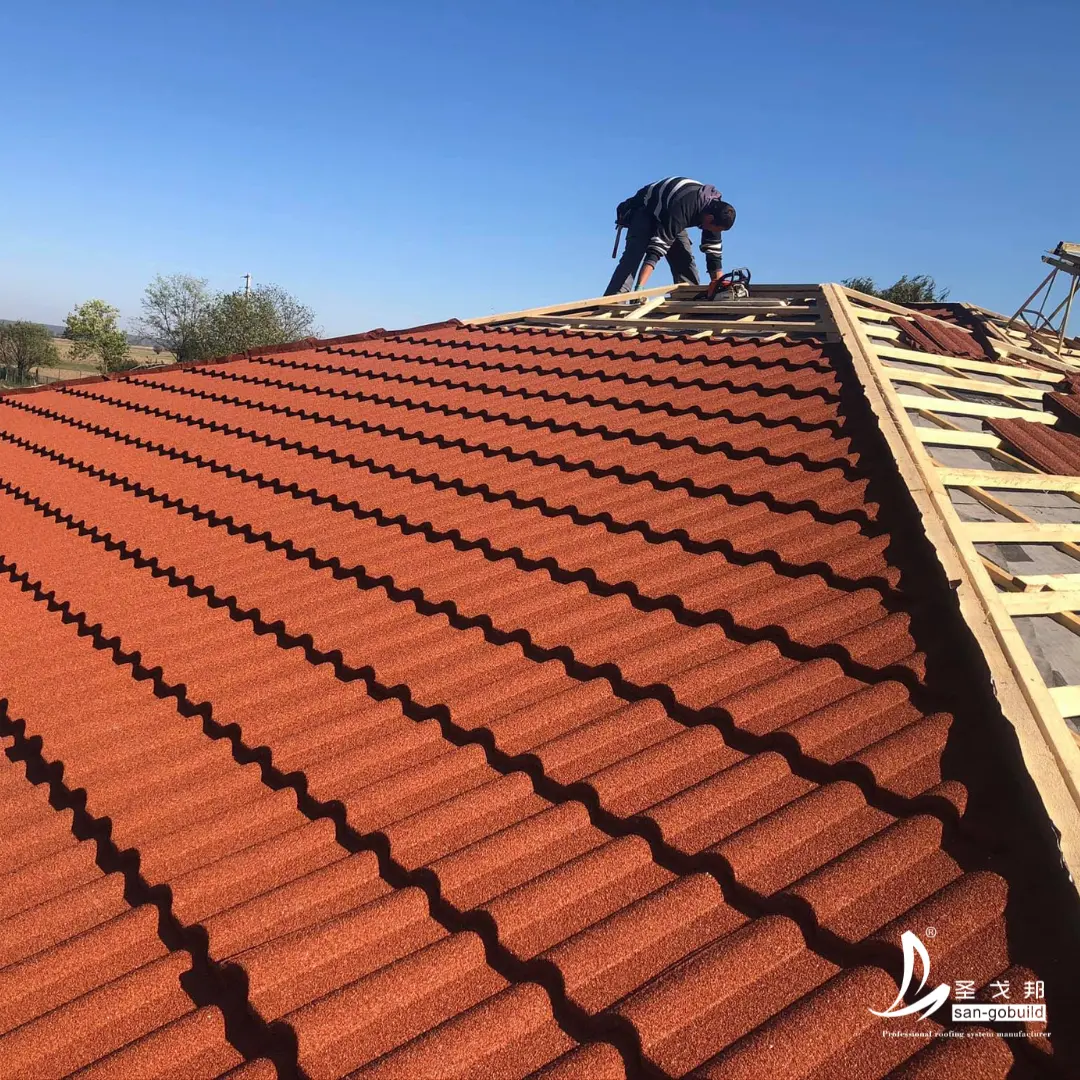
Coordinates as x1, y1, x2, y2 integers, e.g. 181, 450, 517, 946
705, 267, 751, 301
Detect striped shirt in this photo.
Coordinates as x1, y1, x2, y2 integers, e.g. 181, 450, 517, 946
632, 177, 724, 271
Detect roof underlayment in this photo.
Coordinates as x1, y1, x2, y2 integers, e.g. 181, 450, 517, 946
0, 284, 1078, 1078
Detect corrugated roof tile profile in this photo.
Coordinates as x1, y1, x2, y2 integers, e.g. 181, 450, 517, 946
0, 319, 1077, 1078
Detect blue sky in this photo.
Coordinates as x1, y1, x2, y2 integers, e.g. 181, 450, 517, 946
2, 0, 1077, 336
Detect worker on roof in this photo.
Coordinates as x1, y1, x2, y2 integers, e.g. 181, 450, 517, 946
605, 177, 736, 297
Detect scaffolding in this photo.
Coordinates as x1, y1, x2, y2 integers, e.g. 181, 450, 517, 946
1007, 241, 1080, 360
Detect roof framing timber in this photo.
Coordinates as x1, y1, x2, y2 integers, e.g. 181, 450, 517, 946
821, 283, 1080, 884
914, 428, 1004, 449
469, 283, 837, 341
883, 366, 1048, 400
894, 393, 1057, 424
873, 342, 1065, 380
964, 302, 1080, 374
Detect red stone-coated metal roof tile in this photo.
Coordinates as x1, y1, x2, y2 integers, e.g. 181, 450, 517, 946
0, 320, 1075, 1077
695, 967, 932, 1079
348, 982, 574, 1080
890, 314, 987, 360
0, 749, 241, 1078
613, 914, 839, 1075
69, 1007, 243, 1080
889, 1030, 1016, 1079
219, 1061, 280, 1080
527, 1042, 628, 1079
985, 416, 1080, 475
1046, 389, 1080, 433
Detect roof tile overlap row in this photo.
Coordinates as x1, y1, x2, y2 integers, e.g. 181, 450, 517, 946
0, 321, 1073, 1077
0, 736, 246, 1077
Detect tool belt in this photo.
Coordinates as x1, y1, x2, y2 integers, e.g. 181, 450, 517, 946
615, 194, 644, 228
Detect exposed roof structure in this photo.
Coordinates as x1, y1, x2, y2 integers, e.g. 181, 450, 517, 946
1, 283, 1079, 1079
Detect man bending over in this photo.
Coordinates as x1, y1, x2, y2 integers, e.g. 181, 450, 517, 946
605, 177, 736, 295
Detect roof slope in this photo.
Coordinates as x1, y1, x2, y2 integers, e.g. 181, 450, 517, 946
0, 320, 1077, 1078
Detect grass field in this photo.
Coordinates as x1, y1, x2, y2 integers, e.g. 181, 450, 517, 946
35, 338, 175, 383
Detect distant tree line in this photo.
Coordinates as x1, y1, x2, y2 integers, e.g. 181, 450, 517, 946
841, 274, 949, 304
1, 277, 318, 386
7, 271, 947, 387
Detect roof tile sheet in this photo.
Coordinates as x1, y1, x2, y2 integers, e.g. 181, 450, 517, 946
891, 315, 986, 360
985, 415, 1080, 475
0, 321, 1076, 1077
0, 743, 243, 1079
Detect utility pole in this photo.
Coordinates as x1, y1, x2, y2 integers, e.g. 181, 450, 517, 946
243, 273, 251, 297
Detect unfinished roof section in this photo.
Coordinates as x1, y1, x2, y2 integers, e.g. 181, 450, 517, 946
0, 287, 1079, 1076
821, 284, 1080, 877
476, 282, 838, 343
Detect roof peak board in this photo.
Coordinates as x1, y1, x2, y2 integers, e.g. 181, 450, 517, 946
822, 283, 1080, 887
470, 283, 838, 342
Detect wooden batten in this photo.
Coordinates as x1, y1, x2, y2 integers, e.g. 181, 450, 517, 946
882, 365, 1048, 400
895, 393, 1057, 423
470, 284, 835, 340
936, 468, 1080, 494
914, 427, 1004, 449
1001, 590, 1080, 616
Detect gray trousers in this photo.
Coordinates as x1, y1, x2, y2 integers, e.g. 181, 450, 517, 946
605, 205, 700, 295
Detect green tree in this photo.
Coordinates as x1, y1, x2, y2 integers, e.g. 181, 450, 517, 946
63, 300, 135, 373
842, 274, 949, 304
0, 321, 59, 385
136, 273, 211, 363
200, 283, 317, 357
